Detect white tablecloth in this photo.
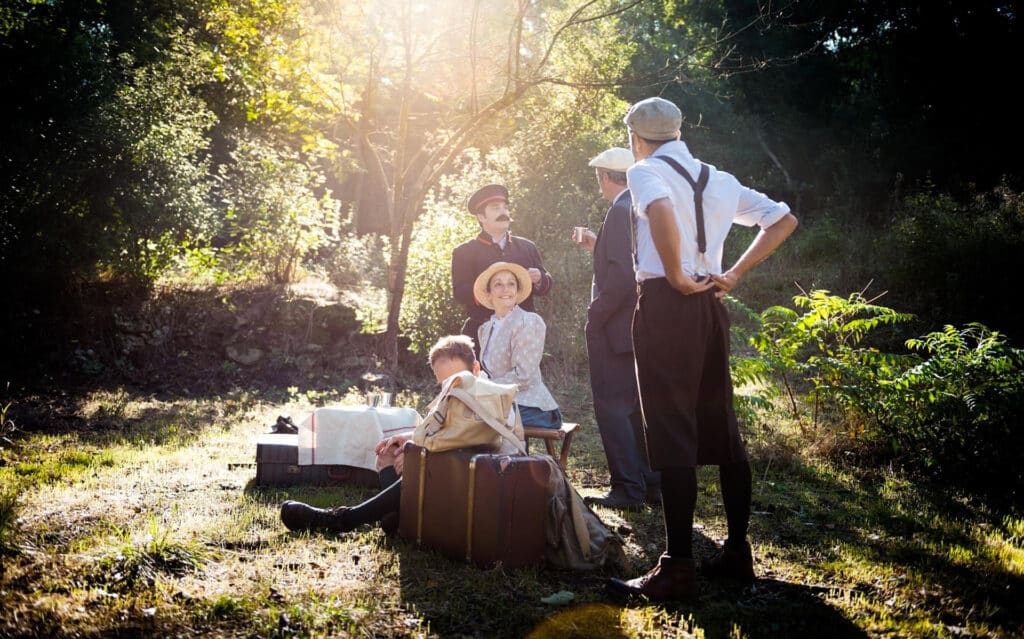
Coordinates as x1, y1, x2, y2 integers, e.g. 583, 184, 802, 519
297, 405, 421, 469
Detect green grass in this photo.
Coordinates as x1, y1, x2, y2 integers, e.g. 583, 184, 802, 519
1, 387, 1022, 638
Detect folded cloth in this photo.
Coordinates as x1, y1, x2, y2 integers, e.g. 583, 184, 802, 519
297, 406, 421, 470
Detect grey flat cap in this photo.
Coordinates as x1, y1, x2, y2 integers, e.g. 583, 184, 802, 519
623, 97, 682, 141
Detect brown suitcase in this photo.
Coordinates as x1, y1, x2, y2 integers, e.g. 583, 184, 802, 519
398, 444, 550, 568
255, 433, 379, 488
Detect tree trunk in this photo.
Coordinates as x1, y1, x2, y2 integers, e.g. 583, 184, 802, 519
383, 203, 416, 372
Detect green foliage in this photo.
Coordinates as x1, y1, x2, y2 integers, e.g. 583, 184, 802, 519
94, 46, 218, 282
724, 296, 777, 427
880, 324, 1024, 504
0, 486, 20, 556
217, 134, 340, 283
98, 514, 207, 592
743, 288, 915, 433
738, 288, 1024, 504
877, 185, 1024, 341
1, 4, 218, 288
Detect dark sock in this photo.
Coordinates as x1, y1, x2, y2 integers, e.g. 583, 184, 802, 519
719, 460, 752, 547
344, 467, 402, 528
659, 466, 697, 559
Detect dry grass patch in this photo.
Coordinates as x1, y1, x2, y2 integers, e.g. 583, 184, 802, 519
1, 388, 1023, 638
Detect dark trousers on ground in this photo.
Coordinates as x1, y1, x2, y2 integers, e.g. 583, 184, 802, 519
586, 327, 659, 501
344, 465, 401, 528
632, 278, 751, 558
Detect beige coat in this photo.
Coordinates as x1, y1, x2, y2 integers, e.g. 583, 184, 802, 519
477, 305, 558, 412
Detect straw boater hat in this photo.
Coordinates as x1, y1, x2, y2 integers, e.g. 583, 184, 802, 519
473, 261, 532, 310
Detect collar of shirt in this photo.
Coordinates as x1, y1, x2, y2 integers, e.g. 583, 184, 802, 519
476, 230, 510, 250
488, 307, 517, 328
650, 140, 695, 168
612, 188, 630, 207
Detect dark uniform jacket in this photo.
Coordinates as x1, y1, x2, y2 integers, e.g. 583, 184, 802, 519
586, 189, 636, 355
452, 231, 553, 327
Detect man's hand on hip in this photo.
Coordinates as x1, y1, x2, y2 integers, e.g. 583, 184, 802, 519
710, 271, 739, 298
668, 271, 715, 296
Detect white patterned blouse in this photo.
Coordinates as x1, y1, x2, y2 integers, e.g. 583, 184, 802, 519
477, 305, 559, 412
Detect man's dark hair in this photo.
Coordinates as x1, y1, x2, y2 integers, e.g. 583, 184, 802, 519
428, 335, 476, 369
601, 170, 627, 185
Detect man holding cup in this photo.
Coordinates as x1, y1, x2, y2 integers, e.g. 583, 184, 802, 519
574, 147, 659, 511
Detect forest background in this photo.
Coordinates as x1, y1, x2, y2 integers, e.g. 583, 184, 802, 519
1, 1, 1024, 636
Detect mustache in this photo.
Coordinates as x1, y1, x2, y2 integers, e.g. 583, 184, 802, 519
495, 215, 512, 222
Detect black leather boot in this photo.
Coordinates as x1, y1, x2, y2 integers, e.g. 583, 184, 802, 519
280, 500, 352, 533
699, 540, 755, 583
608, 554, 698, 601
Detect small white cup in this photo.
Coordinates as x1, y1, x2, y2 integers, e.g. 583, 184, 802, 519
572, 226, 587, 243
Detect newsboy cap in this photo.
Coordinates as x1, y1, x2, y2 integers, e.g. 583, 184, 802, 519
588, 147, 634, 173
623, 97, 682, 141
467, 184, 509, 215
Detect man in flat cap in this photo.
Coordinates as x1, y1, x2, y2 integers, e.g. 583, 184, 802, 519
608, 97, 798, 601
574, 148, 659, 511
451, 184, 553, 346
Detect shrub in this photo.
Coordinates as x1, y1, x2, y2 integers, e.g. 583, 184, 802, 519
880, 323, 1024, 506
877, 185, 1024, 343
739, 287, 1024, 505
217, 135, 340, 284
742, 288, 915, 435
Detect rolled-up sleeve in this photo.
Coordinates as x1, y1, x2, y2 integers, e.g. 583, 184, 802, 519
733, 184, 791, 229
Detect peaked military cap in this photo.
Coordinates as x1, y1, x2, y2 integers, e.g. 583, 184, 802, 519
467, 184, 509, 215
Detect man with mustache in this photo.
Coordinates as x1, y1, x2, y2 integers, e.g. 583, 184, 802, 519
452, 184, 553, 348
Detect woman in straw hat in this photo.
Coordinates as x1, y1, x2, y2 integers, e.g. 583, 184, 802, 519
474, 262, 562, 429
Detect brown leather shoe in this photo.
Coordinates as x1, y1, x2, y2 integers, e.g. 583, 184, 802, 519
608, 554, 697, 601
699, 540, 755, 583
280, 500, 353, 533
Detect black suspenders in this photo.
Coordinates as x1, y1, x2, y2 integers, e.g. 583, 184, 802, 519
653, 156, 710, 255
630, 156, 710, 270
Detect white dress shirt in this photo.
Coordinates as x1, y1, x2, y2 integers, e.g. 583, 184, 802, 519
627, 140, 791, 281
